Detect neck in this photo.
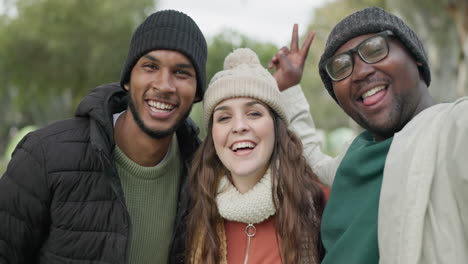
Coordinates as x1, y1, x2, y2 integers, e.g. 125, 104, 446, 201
114, 111, 173, 167
231, 167, 268, 194
411, 89, 434, 120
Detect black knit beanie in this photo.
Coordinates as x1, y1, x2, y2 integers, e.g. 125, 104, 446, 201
318, 7, 431, 102
120, 10, 207, 102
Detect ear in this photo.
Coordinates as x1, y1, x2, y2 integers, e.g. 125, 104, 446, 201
123, 83, 130, 91
416, 61, 423, 67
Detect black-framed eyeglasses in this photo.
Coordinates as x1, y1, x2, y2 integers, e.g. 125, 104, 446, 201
325, 30, 395, 81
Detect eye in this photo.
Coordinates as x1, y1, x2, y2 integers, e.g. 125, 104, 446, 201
247, 111, 262, 118
143, 63, 158, 71
174, 69, 193, 79
213, 112, 232, 123
330, 55, 352, 76
216, 115, 231, 122
360, 36, 388, 62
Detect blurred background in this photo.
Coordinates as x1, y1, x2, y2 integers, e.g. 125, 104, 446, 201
0, 0, 466, 175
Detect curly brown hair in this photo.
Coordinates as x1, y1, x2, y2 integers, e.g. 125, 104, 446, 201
185, 108, 325, 263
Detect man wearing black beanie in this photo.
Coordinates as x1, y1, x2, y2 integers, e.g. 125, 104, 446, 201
0, 10, 206, 264
271, 7, 468, 264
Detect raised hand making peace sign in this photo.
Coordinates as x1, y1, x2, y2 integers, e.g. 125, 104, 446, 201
268, 24, 315, 91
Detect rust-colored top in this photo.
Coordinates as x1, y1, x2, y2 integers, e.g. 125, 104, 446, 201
225, 216, 281, 264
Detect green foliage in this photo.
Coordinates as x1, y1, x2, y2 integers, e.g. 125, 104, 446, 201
205, 30, 278, 82
0, 0, 155, 125
0, 0, 156, 154
0, 159, 6, 177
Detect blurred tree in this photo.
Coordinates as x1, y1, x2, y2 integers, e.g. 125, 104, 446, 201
388, 0, 466, 103
447, 0, 468, 98
0, 0, 156, 154
190, 29, 278, 137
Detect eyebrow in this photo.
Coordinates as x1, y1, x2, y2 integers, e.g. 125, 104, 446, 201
143, 54, 194, 69
213, 100, 263, 113
213, 105, 229, 112
143, 54, 160, 62
246, 101, 263, 107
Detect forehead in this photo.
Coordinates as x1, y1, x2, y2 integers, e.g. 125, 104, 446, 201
141, 49, 192, 64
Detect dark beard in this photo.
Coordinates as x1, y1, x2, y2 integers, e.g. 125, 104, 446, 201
128, 96, 192, 139
356, 95, 406, 140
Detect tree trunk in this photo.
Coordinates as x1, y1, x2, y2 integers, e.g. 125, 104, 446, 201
448, 1, 468, 97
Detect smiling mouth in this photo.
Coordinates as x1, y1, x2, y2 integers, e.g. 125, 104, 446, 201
231, 141, 256, 152
360, 85, 388, 106
147, 100, 175, 113
361, 85, 386, 100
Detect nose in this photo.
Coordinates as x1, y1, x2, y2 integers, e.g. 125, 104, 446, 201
152, 69, 176, 93
232, 116, 249, 134
351, 54, 375, 82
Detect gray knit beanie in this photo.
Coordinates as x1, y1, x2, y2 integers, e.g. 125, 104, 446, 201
318, 7, 431, 102
203, 48, 287, 129
120, 10, 207, 102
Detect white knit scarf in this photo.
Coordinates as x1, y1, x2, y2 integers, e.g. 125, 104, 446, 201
216, 171, 276, 224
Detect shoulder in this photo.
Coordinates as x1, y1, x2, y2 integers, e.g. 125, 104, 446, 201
438, 98, 468, 141
21, 118, 90, 148
12, 117, 91, 165
5, 117, 93, 201
425, 98, 468, 134
445, 97, 468, 123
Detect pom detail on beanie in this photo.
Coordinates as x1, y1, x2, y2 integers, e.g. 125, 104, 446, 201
223, 48, 261, 70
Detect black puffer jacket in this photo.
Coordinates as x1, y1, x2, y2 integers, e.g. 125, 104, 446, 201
0, 83, 200, 264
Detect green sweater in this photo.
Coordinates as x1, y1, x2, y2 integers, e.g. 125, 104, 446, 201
114, 137, 182, 264
321, 131, 392, 264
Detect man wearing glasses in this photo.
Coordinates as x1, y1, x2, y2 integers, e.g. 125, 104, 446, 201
271, 6, 468, 264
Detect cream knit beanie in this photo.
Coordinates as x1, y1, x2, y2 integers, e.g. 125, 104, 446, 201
203, 48, 287, 129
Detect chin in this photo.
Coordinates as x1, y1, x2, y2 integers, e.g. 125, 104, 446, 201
232, 165, 267, 178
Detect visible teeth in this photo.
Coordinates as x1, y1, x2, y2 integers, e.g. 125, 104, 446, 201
148, 101, 174, 111
362, 86, 385, 99
232, 142, 256, 151
150, 106, 169, 113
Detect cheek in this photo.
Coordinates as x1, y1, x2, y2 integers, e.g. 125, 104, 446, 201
177, 80, 197, 99
130, 69, 148, 85
332, 82, 348, 102
385, 43, 420, 82
212, 125, 227, 154
260, 119, 275, 156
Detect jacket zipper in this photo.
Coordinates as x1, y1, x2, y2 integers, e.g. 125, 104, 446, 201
243, 223, 256, 264
99, 149, 132, 264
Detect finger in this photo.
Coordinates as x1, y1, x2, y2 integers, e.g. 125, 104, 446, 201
290, 24, 299, 52
300, 29, 316, 60
277, 48, 292, 68
279, 46, 289, 55
268, 48, 288, 68
268, 55, 278, 68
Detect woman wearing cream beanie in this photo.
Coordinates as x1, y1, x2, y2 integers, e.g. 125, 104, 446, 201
185, 48, 326, 264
